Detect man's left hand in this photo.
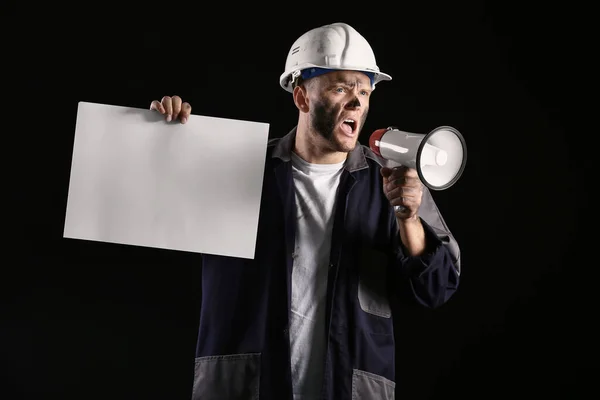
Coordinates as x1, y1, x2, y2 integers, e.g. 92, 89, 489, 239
381, 166, 423, 221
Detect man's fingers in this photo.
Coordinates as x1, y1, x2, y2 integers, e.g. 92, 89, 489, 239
383, 168, 422, 218
380, 167, 394, 186
385, 178, 421, 193
171, 95, 182, 120
180, 102, 192, 123
381, 166, 420, 186
151, 96, 191, 123
390, 195, 418, 208
385, 186, 419, 201
150, 100, 165, 114
390, 166, 418, 180
161, 96, 173, 120
390, 197, 405, 207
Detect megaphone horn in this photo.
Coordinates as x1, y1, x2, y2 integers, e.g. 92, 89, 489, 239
369, 125, 467, 191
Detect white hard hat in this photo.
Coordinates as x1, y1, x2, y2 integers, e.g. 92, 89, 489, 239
279, 22, 392, 93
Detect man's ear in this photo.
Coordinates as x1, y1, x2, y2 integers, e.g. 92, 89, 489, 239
293, 85, 309, 113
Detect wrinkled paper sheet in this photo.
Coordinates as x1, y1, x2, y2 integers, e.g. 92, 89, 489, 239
63, 101, 270, 259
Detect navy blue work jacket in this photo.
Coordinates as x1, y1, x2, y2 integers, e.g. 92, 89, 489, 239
192, 127, 461, 400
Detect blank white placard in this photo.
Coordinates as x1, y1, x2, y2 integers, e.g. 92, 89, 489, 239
63, 101, 270, 259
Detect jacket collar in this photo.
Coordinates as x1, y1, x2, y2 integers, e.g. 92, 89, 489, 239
271, 127, 370, 172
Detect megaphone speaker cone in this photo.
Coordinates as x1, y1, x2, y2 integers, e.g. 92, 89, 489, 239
417, 126, 467, 190
368, 126, 467, 191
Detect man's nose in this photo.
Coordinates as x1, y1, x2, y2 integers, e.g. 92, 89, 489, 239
346, 96, 361, 109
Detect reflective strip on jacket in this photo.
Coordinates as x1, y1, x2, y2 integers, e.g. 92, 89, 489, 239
192, 127, 461, 400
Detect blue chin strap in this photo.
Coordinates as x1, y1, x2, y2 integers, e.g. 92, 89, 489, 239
300, 67, 375, 88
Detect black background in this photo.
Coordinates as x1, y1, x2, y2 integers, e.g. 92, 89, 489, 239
3, 2, 594, 399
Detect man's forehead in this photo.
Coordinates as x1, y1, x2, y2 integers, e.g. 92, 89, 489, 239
323, 71, 371, 86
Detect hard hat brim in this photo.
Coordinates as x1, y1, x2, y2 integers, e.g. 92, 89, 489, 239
279, 65, 392, 93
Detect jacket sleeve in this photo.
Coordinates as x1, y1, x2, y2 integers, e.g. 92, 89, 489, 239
389, 185, 461, 309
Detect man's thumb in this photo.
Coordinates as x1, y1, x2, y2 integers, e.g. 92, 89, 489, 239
380, 167, 392, 178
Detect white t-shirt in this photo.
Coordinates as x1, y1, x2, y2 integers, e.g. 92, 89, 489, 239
289, 151, 346, 400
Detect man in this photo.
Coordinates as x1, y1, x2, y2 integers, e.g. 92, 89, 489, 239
150, 22, 460, 400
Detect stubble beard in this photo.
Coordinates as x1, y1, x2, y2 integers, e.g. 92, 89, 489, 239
310, 99, 368, 153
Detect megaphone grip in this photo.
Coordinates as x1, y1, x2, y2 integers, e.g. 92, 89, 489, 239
394, 205, 406, 214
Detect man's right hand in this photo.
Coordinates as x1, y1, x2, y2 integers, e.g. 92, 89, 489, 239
150, 95, 192, 124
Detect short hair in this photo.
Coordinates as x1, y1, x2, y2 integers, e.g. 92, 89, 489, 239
292, 75, 306, 90
292, 74, 318, 91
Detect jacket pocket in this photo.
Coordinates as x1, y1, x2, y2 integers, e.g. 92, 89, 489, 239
358, 246, 391, 318
192, 352, 261, 400
352, 369, 396, 400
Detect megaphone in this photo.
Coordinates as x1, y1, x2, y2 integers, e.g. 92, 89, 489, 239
369, 125, 467, 191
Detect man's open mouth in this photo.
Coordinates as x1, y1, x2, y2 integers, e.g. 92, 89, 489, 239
343, 119, 356, 130
341, 119, 356, 135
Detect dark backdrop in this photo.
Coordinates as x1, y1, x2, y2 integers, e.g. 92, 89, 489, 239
4, 2, 593, 400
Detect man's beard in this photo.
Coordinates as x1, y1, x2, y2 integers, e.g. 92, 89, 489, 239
310, 99, 368, 153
